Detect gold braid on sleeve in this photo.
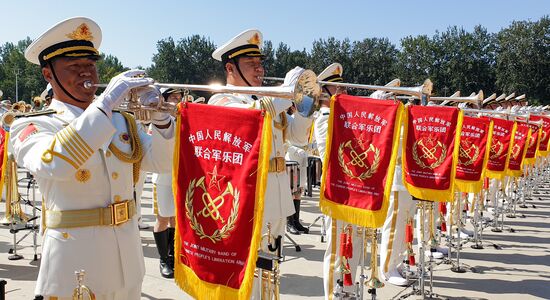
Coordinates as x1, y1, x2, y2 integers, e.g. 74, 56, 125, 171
273, 112, 288, 142
108, 112, 144, 184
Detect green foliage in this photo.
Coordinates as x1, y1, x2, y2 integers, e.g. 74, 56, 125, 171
96, 53, 128, 83
1, 16, 548, 104
0, 38, 44, 102
496, 16, 550, 104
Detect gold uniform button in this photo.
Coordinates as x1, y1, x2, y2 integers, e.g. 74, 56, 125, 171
111, 172, 119, 180
105, 151, 112, 157
62, 232, 69, 239
114, 195, 121, 202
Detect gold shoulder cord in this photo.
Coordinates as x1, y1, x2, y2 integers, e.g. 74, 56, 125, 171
273, 112, 288, 142
108, 112, 143, 184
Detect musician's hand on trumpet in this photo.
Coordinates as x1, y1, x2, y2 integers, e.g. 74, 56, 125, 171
92, 69, 153, 119
135, 87, 173, 127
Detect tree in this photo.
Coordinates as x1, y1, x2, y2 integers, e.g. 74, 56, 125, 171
309, 37, 352, 76
496, 16, 550, 104
270, 42, 309, 78
0, 38, 44, 102
349, 37, 398, 92
148, 35, 223, 84
396, 35, 436, 88
96, 54, 128, 83
431, 25, 496, 97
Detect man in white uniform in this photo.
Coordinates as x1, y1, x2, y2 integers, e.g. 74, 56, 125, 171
12, 17, 174, 299
315, 63, 364, 299
152, 87, 183, 279
208, 29, 313, 298
285, 104, 314, 234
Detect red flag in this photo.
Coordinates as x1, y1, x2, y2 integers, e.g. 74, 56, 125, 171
524, 122, 541, 165
455, 116, 493, 193
173, 103, 271, 299
402, 105, 463, 202
486, 118, 516, 180
507, 122, 530, 176
0, 128, 8, 197
529, 115, 550, 156
320, 95, 403, 228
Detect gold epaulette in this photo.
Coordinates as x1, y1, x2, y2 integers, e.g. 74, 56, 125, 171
14, 109, 57, 119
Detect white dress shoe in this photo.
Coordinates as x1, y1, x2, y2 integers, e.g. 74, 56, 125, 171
425, 250, 444, 259
453, 230, 469, 239
382, 269, 408, 286
460, 228, 474, 237
435, 246, 449, 255
138, 221, 150, 230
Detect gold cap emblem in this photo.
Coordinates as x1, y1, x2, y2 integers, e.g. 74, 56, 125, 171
66, 23, 93, 41
332, 66, 342, 75
247, 33, 261, 46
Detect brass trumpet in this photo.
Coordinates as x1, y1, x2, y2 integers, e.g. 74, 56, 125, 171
255, 223, 281, 300
365, 228, 384, 289
72, 270, 96, 300
84, 69, 321, 118
429, 90, 484, 108
265, 76, 433, 99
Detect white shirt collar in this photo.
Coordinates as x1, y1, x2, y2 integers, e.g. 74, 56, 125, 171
48, 99, 86, 122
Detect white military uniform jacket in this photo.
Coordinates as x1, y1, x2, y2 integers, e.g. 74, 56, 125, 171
10, 99, 174, 297
313, 106, 331, 160
208, 91, 312, 222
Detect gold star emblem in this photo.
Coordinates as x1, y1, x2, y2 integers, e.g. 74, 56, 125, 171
66, 23, 94, 41
247, 33, 261, 46
207, 165, 225, 192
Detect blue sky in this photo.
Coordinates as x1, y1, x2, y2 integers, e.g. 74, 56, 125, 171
1, 0, 548, 68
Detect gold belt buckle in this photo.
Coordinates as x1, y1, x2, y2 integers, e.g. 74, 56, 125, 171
111, 201, 129, 225
276, 157, 285, 173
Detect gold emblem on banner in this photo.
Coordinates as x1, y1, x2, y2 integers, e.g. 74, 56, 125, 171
458, 140, 480, 166
490, 140, 504, 159
541, 131, 548, 142
412, 136, 446, 169
185, 172, 239, 243
338, 139, 381, 180
511, 144, 522, 159
528, 135, 536, 148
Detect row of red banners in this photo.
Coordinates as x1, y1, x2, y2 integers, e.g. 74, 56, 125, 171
168, 97, 550, 298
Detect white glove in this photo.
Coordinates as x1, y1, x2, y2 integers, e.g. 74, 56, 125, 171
283, 66, 305, 87
151, 112, 171, 126
138, 87, 172, 126
95, 69, 153, 119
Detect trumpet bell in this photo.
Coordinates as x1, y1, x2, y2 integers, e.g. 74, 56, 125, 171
293, 69, 321, 118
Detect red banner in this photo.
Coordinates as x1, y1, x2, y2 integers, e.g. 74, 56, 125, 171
530, 115, 550, 156
507, 122, 530, 176
455, 116, 493, 193
524, 122, 541, 164
320, 95, 403, 228
402, 106, 462, 202
0, 129, 8, 197
173, 103, 271, 299
486, 118, 516, 179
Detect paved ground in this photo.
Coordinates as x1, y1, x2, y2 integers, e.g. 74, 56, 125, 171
1, 171, 550, 299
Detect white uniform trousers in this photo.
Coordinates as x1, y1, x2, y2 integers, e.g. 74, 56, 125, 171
285, 145, 308, 190
380, 191, 415, 280
153, 183, 175, 218
323, 217, 362, 300
45, 283, 141, 300
134, 171, 147, 222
